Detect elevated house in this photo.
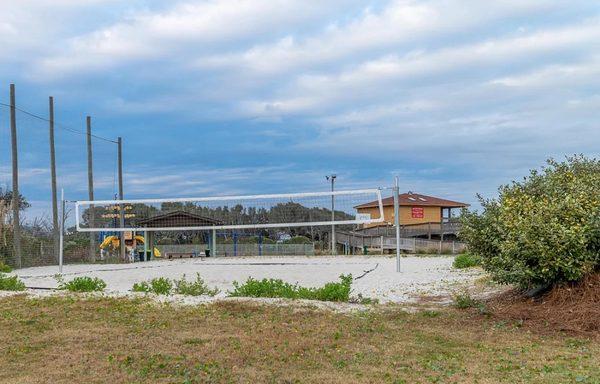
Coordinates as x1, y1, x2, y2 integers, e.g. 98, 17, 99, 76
354, 192, 469, 239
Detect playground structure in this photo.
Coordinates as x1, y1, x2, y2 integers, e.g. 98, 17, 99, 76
99, 233, 161, 261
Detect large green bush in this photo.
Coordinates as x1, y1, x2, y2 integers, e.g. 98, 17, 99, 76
461, 156, 600, 289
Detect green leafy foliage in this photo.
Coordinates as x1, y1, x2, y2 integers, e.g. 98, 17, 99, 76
57, 276, 107, 292
174, 274, 219, 296
461, 156, 600, 289
229, 274, 355, 302
0, 261, 12, 273
0, 273, 26, 291
132, 275, 219, 296
132, 277, 172, 295
452, 253, 481, 269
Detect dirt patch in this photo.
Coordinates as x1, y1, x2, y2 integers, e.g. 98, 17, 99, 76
486, 273, 600, 336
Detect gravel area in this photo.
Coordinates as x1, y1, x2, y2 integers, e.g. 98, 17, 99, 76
12, 255, 485, 304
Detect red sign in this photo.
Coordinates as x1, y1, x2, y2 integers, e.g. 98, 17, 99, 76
411, 207, 424, 218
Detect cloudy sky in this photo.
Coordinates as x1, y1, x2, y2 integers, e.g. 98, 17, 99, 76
0, 0, 599, 218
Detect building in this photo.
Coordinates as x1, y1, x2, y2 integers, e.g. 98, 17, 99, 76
355, 192, 469, 228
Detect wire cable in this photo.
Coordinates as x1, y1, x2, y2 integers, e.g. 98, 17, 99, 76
0, 101, 118, 144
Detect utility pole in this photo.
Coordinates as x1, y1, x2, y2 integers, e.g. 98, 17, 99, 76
86, 116, 95, 262
117, 137, 125, 262
9, 84, 21, 268
326, 174, 336, 255
49, 96, 59, 262
394, 176, 401, 272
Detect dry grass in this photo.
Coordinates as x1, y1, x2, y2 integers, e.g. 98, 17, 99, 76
0, 295, 598, 384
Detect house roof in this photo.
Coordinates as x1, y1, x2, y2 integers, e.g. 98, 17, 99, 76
136, 210, 223, 228
355, 192, 469, 209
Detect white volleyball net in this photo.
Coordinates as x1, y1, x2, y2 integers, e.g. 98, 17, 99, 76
75, 189, 384, 232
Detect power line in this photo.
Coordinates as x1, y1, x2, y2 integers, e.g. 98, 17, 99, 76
0, 101, 118, 144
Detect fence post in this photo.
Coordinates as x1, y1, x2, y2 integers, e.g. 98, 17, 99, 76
439, 240, 442, 255
452, 241, 455, 254
380, 236, 384, 255
59, 189, 64, 274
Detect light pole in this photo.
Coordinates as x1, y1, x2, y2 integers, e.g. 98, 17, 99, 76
326, 174, 336, 255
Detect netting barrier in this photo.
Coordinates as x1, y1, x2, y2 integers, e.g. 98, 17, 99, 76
75, 189, 384, 232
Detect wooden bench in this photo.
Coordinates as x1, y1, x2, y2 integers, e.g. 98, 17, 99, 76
166, 252, 206, 260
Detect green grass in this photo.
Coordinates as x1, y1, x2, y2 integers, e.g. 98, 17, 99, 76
0, 273, 26, 291
57, 276, 107, 292
453, 253, 481, 269
0, 295, 598, 383
229, 274, 356, 302
132, 275, 219, 296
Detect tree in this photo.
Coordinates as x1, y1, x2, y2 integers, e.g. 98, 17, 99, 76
461, 156, 600, 289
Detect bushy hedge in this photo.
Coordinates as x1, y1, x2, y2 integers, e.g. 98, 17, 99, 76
461, 156, 600, 289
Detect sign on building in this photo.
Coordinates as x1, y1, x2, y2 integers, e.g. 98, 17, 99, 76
411, 207, 424, 218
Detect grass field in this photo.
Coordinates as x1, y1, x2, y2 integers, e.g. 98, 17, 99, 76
0, 295, 598, 384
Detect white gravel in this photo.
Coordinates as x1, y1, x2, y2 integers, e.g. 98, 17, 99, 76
12, 255, 484, 304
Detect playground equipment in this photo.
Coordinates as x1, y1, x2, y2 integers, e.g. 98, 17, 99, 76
99, 235, 161, 257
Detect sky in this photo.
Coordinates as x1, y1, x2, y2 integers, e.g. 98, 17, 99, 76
0, 0, 599, 220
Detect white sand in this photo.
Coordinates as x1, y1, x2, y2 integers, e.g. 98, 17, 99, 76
12, 255, 484, 304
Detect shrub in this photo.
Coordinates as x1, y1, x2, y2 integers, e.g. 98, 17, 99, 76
461, 156, 600, 289
453, 253, 481, 269
173, 274, 219, 296
0, 261, 12, 273
284, 236, 312, 244
229, 274, 356, 302
132, 277, 173, 295
58, 276, 106, 292
0, 273, 26, 291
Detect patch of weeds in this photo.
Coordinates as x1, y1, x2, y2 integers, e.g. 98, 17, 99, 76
452, 253, 481, 269
57, 276, 107, 292
229, 274, 362, 302
452, 291, 480, 309
0, 261, 12, 273
0, 273, 26, 291
350, 293, 379, 305
173, 274, 219, 296
133, 275, 219, 296
132, 277, 172, 295
421, 310, 440, 318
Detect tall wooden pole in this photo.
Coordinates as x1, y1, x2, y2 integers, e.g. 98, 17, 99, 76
86, 116, 95, 262
9, 84, 21, 268
49, 96, 59, 262
117, 137, 125, 261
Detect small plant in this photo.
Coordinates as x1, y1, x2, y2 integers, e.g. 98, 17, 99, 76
453, 253, 481, 269
132, 277, 173, 295
133, 275, 218, 296
229, 274, 358, 303
57, 276, 107, 292
0, 273, 26, 291
0, 261, 12, 273
453, 291, 480, 309
173, 274, 219, 296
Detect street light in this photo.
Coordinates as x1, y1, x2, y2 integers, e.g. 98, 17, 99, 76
326, 174, 337, 255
